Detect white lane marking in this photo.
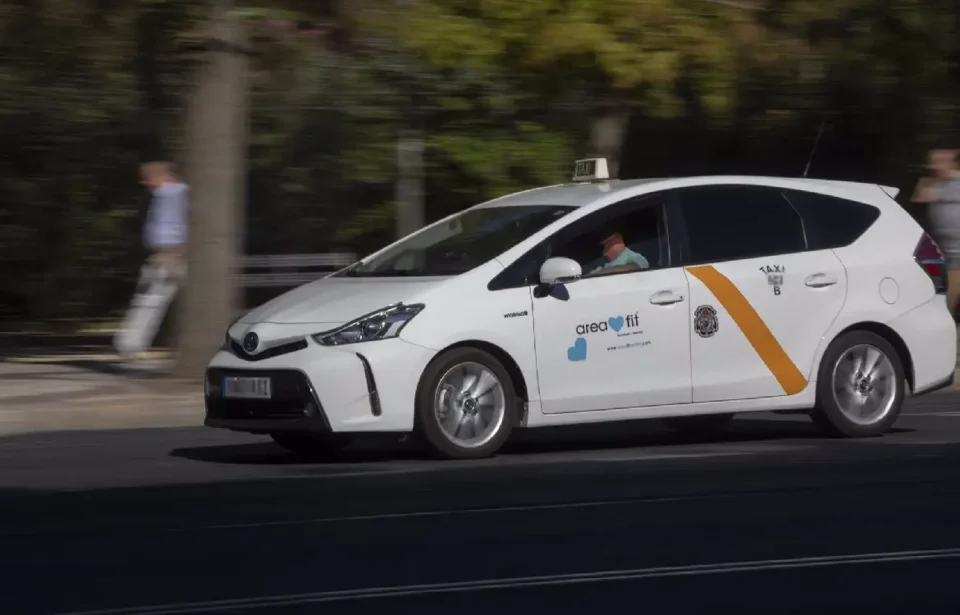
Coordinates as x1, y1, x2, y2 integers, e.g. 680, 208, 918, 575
51, 547, 960, 615
865, 440, 958, 445
575, 451, 752, 463
157, 453, 762, 533
909, 411, 960, 417
166, 491, 747, 534
95, 449, 759, 486
0, 452, 765, 498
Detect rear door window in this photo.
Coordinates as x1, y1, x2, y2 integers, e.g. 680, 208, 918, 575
674, 185, 807, 264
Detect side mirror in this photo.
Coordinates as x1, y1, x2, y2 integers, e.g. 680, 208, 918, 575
539, 257, 582, 286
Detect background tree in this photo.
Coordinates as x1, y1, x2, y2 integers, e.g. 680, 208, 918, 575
1, 0, 959, 364
172, 0, 249, 378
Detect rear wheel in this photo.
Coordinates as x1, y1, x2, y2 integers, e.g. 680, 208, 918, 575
661, 413, 735, 436
269, 433, 350, 459
810, 330, 905, 437
415, 347, 517, 459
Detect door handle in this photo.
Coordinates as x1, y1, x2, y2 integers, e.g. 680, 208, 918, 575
650, 290, 685, 305
805, 273, 838, 288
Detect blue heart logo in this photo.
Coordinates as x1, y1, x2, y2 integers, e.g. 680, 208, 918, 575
567, 337, 587, 362
608, 315, 624, 332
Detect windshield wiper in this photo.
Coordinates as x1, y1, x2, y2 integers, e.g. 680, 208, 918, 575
364, 269, 457, 277
338, 267, 459, 278
373, 269, 425, 277
335, 262, 366, 277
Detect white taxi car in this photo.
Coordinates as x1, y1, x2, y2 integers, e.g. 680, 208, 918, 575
205, 159, 957, 459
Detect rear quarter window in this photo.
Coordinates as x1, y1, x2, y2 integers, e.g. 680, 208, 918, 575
782, 189, 881, 250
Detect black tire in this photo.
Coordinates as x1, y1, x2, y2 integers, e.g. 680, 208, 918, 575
269, 432, 350, 459
661, 413, 735, 436
810, 330, 906, 438
415, 347, 518, 459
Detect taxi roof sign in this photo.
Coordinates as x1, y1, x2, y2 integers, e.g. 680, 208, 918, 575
572, 158, 610, 182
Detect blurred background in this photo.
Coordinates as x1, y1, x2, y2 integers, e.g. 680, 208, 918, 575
1, 0, 958, 376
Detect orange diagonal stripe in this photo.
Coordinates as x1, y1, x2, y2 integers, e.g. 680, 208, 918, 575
686, 265, 807, 395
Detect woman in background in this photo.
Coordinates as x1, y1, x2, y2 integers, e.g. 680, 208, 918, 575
912, 148, 960, 313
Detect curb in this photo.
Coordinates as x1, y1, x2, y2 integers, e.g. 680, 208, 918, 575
3, 350, 173, 364
0, 393, 204, 437
0, 379, 203, 406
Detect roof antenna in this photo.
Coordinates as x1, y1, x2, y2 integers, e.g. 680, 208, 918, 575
803, 120, 827, 178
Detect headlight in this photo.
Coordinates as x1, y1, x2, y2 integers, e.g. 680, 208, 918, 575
312, 303, 425, 346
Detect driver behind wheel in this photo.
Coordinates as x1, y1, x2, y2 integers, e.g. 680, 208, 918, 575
583, 230, 650, 275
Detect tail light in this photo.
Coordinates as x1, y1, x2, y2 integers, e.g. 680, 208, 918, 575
914, 233, 948, 294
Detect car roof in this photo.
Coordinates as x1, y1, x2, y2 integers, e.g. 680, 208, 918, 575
478, 176, 898, 209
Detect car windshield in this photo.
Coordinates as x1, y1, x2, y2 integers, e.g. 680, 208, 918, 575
336, 205, 576, 277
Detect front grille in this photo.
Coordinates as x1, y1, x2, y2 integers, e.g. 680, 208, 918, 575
205, 368, 327, 425
228, 338, 308, 362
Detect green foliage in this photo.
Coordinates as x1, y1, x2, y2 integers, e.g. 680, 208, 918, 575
400, 0, 747, 119
428, 122, 573, 198
1, 0, 959, 323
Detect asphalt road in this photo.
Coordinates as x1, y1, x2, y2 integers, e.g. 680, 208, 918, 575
3, 394, 960, 615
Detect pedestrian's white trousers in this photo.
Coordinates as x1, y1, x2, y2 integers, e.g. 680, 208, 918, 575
114, 261, 184, 356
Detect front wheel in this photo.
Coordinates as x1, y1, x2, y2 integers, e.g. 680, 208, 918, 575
810, 330, 905, 437
415, 347, 518, 459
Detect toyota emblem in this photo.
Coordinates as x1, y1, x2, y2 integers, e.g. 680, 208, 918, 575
242, 332, 259, 353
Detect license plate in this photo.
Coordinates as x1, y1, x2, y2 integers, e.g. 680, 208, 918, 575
222, 376, 272, 400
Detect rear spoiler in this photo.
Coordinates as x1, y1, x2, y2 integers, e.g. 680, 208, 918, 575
879, 185, 900, 200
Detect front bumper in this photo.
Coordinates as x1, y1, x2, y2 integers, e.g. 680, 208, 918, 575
205, 367, 330, 434
204, 336, 436, 434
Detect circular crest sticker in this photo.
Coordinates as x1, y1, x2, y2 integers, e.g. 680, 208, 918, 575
693, 305, 718, 338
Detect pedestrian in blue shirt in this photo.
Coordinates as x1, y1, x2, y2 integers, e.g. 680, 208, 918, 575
115, 162, 190, 359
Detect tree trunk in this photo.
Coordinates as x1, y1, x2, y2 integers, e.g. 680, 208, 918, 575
589, 107, 630, 179
174, 1, 248, 379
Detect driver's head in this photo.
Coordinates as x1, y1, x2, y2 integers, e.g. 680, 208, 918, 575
600, 230, 626, 258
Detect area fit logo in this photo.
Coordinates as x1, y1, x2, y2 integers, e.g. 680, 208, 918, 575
568, 313, 645, 362
575, 313, 642, 335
